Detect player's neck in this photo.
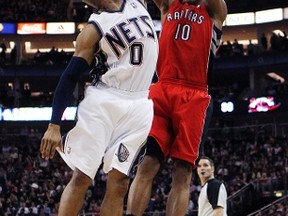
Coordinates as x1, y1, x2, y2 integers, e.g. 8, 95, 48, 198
102, 0, 124, 11
201, 176, 214, 186
111, 0, 124, 9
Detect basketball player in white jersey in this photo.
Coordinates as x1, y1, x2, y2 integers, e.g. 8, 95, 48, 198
39, 0, 158, 215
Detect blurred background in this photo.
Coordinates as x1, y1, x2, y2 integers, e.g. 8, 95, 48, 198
0, 0, 288, 215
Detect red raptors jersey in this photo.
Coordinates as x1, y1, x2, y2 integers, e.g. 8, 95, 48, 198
157, 1, 221, 86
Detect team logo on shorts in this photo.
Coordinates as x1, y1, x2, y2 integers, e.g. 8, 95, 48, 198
130, 2, 137, 8
117, 143, 130, 162
67, 146, 72, 154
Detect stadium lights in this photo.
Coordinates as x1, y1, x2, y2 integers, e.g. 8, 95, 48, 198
255, 8, 283, 24
274, 190, 283, 197
24, 41, 76, 53
0, 107, 77, 121
221, 101, 234, 113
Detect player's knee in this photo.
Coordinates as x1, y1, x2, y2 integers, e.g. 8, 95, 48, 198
172, 160, 193, 186
70, 168, 92, 189
136, 156, 160, 180
107, 170, 130, 197
115, 177, 130, 196
135, 136, 162, 179
174, 159, 193, 173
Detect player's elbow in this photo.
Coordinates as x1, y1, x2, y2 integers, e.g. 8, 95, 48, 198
213, 206, 224, 216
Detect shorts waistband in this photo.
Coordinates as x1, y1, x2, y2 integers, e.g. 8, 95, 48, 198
160, 78, 208, 91
90, 82, 149, 98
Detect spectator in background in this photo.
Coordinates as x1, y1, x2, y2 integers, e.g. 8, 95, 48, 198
270, 33, 278, 51
226, 40, 233, 56
260, 33, 268, 51
197, 156, 228, 216
33, 49, 42, 64
6, 85, 15, 108
217, 40, 233, 57
10, 44, 17, 65
22, 84, 31, 106
232, 38, 243, 56
247, 40, 255, 56
0, 39, 7, 65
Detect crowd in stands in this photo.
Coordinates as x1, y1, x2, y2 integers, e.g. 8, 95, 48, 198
1, 0, 288, 23
0, 120, 287, 215
255, 199, 288, 216
2, 74, 288, 111
33, 47, 73, 66
0, 0, 287, 67
0, 29, 287, 108
217, 32, 288, 58
29, 32, 288, 67
0, 0, 97, 23
0, 31, 285, 67
0, 0, 70, 22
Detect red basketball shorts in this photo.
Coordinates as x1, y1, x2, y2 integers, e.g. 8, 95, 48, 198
148, 80, 211, 165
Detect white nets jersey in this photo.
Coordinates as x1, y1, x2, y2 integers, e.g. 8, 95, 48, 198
88, 0, 159, 92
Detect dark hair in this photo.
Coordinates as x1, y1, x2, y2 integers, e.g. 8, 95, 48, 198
198, 156, 214, 168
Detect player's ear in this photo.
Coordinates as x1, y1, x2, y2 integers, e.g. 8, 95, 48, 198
211, 165, 215, 172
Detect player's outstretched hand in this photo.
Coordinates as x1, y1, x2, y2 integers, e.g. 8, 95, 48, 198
40, 123, 63, 160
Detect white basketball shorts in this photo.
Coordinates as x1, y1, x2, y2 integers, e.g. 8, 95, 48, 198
58, 85, 153, 179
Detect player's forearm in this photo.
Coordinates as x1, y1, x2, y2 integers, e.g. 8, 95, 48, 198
50, 56, 89, 124
213, 207, 224, 216
205, 0, 227, 24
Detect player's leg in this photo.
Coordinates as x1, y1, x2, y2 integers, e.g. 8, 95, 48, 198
127, 82, 169, 215
165, 89, 210, 215
197, 96, 214, 160
58, 168, 92, 216
126, 156, 160, 215
166, 159, 193, 216
126, 137, 163, 216
100, 168, 130, 216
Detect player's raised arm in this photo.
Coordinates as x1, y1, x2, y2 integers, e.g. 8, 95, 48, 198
204, 0, 227, 29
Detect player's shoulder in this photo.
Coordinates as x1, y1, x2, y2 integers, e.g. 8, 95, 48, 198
207, 178, 223, 192
208, 178, 223, 185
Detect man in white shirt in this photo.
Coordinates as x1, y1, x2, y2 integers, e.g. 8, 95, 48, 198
197, 156, 228, 216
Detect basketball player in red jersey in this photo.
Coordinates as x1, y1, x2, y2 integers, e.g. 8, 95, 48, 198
126, 0, 227, 215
